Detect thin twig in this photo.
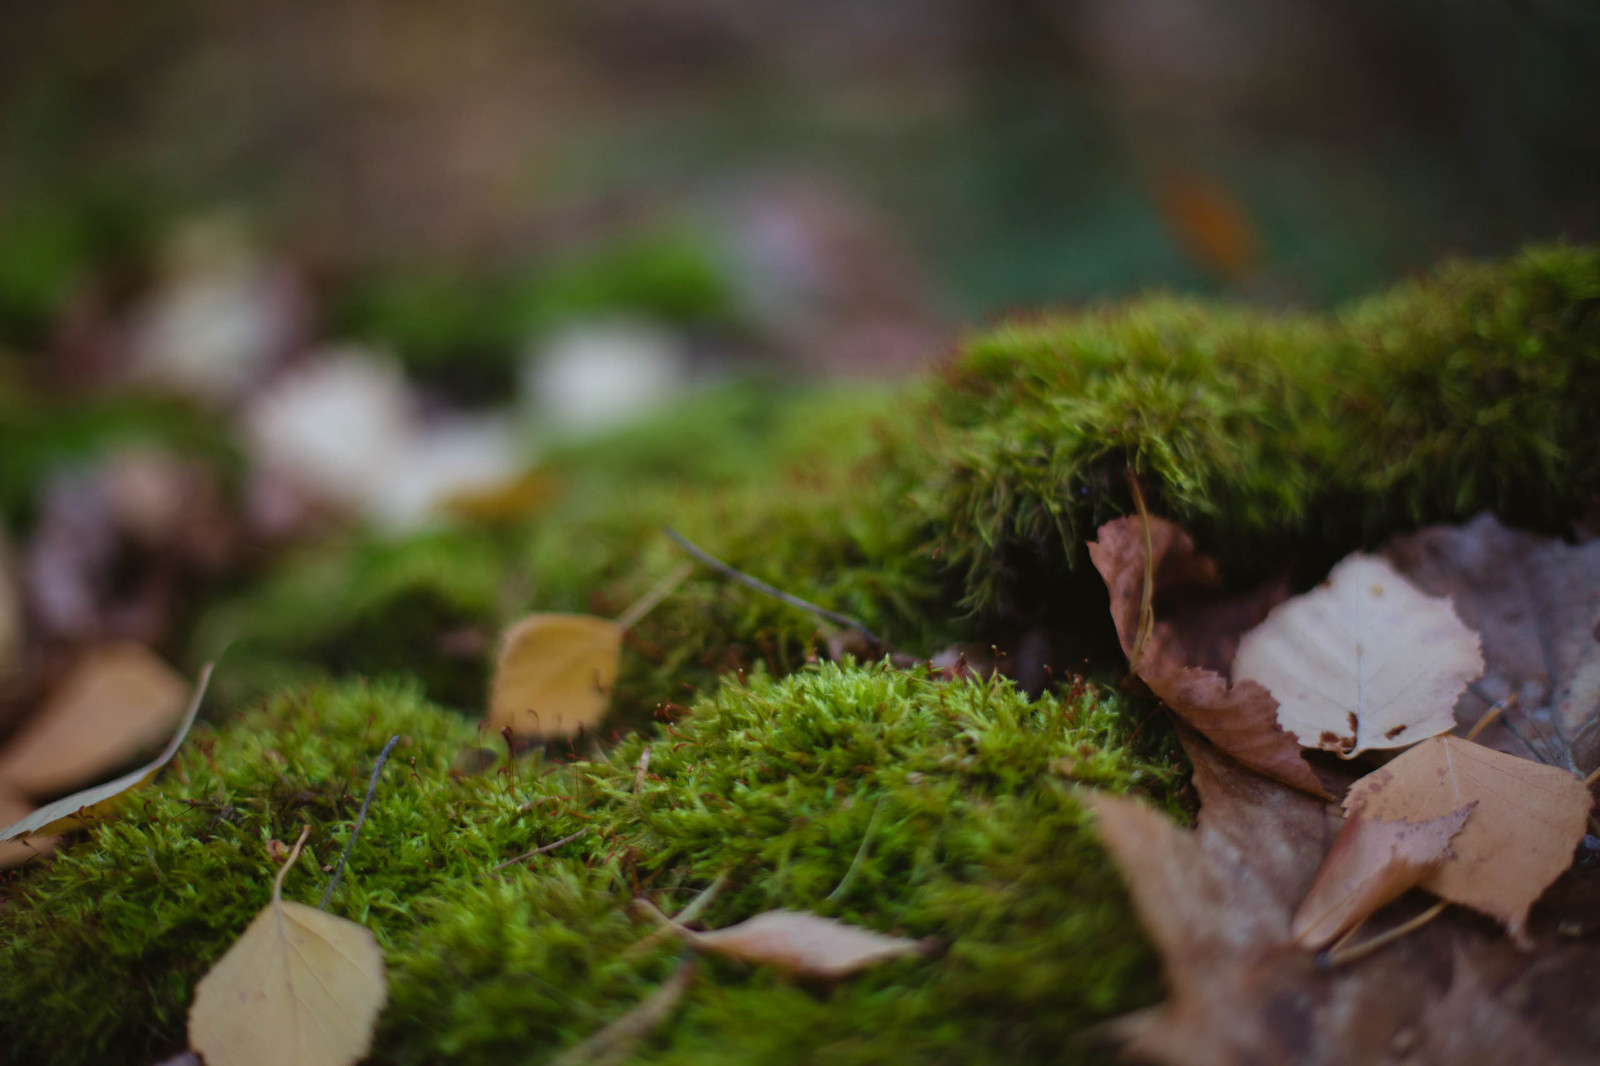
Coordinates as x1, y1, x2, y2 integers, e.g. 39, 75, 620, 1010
319, 735, 401, 910
615, 563, 695, 633
663, 527, 882, 647
826, 795, 885, 903
1584, 764, 1600, 789
489, 828, 589, 873
1322, 901, 1447, 967
549, 958, 697, 1066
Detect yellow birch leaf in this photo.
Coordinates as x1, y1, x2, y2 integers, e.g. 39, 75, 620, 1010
0, 662, 212, 842
487, 613, 622, 738
0, 642, 190, 797
189, 830, 387, 1066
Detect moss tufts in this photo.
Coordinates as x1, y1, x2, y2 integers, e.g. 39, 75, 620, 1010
0, 664, 1179, 1065
924, 244, 1600, 614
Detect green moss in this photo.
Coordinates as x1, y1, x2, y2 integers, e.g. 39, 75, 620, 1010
926, 243, 1600, 613
0, 666, 1179, 1065
196, 383, 955, 722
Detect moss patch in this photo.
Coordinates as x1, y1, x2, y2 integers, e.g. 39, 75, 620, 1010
0, 666, 1180, 1065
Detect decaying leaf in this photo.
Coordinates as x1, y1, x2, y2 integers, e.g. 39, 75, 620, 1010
189, 830, 387, 1066
1232, 555, 1483, 757
0, 790, 58, 869
1339, 734, 1592, 943
1089, 516, 1326, 796
649, 907, 931, 978
0, 642, 190, 796
487, 613, 622, 738
1291, 804, 1474, 950
0, 662, 211, 842
1384, 514, 1600, 773
1086, 731, 1600, 1066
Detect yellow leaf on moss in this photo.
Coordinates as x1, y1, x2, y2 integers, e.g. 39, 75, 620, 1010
487, 613, 622, 738
189, 830, 387, 1066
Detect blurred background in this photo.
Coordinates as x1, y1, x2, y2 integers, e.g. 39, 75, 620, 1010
1, 0, 1598, 740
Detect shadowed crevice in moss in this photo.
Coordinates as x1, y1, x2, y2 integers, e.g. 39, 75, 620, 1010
0, 665, 1180, 1066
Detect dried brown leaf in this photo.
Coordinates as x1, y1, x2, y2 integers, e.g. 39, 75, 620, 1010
1383, 513, 1600, 773
487, 613, 622, 738
1342, 735, 1592, 943
1233, 555, 1483, 757
1086, 732, 1600, 1066
1291, 804, 1474, 950
0, 642, 190, 797
1089, 516, 1326, 796
656, 908, 930, 979
0, 662, 210, 842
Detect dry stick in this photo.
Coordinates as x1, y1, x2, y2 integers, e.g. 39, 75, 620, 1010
1322, 900, 1448, 968
1124, 470, 1156, 678
489, 827, 590, 874
319, 735, 402, 910
663, 527, 883, 648
549, 958, 697, 1066
1583, 764, 1600, 789
615, 562, 695, 633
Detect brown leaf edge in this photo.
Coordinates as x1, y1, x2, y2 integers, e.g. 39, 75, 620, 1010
1089, 515, 1328, 797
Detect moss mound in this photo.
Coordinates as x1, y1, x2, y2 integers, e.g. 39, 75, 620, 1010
1, 243, 1595, 1064
0, 667, 1179, 1065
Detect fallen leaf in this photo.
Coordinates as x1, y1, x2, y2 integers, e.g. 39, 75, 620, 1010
487, 613, 622, 738
189, 830, 387, 1066
0, 662, 211, 842
0, 642, 190, 797
1089, 516, 1326, 795
650, 907, 931, 978
1291, 803, 1474, 949
1086, 731, 1600, 1066
1339, 734, 1592, 943
0, 790, 57, 869
1383, 513, 1600, 773
1232, 554, 1484, 757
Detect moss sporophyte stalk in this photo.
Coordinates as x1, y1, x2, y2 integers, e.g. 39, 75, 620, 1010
0, 244, 1595, 1064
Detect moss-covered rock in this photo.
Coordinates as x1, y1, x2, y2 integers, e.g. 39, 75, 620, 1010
0, 666, 1180, 1065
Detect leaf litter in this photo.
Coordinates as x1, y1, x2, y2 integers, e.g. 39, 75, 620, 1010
1088, 514, 1327, 795
1086, 512, 1600, 1066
